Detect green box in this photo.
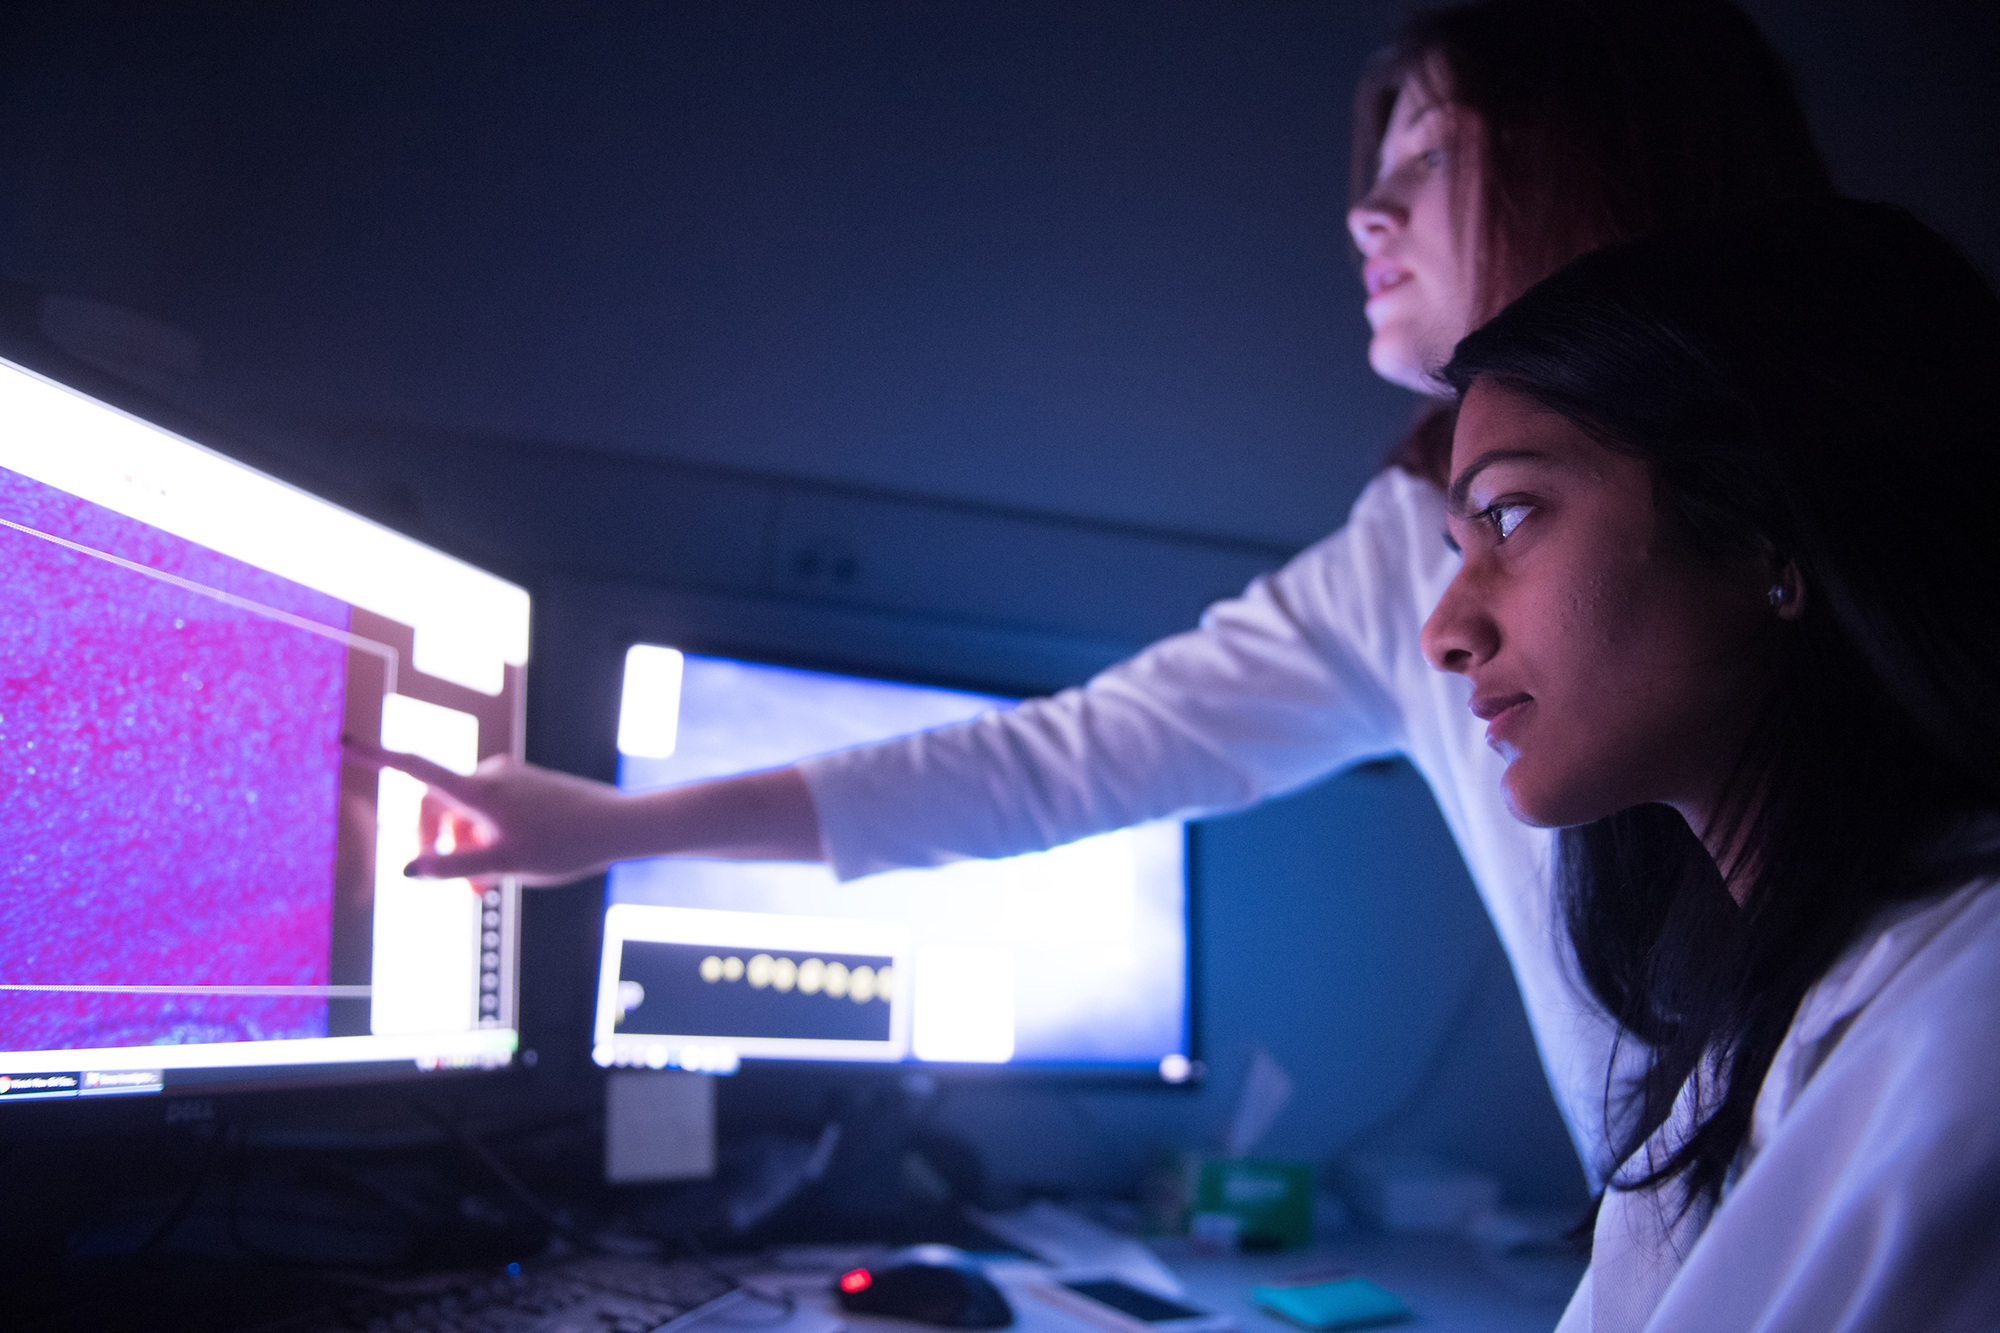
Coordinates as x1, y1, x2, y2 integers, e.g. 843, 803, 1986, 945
1194, 1157, 1314, 1250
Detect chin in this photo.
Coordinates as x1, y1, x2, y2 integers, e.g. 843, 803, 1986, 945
1367, 330, 1444, 396
1501, 768, 1606, 831
1501, 788, 1564, 830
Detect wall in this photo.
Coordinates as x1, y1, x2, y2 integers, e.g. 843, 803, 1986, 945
0, 3, 1409, 549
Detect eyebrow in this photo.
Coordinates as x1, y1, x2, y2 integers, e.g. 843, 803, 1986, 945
1378, 104, 1443, 178
1445, 448, 1554, 515
1394, 101, 1443, 135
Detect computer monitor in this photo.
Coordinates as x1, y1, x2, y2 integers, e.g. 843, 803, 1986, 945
592, 646, 1195, 1084
0, 355, 529, 1104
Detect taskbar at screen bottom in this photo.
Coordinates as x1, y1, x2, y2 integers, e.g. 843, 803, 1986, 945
0, 1030, 519, 1104
596, 1032, 1202, 1085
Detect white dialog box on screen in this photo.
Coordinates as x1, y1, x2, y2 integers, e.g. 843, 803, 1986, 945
618, 645, 685, 759
372, 694, 483, 1036
913, 946, 1016, 1063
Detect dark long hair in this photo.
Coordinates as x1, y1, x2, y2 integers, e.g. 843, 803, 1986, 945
1442, 198, 2000, 1213
1354, 0, 1835, 485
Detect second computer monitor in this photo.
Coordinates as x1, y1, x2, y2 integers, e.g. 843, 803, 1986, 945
594, 647, 1193, 1083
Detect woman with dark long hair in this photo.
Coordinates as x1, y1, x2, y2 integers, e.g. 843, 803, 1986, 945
1424, 196, 2000, 1328
362, 0, 1833, 1182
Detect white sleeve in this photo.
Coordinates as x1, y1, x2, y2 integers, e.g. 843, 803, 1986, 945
1638, 885, 2000, 1333
798, 470, 1428, 882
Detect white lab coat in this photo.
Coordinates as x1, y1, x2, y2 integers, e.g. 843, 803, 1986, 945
1558, 874, 2000, 1331
798, 466, 1627, 1178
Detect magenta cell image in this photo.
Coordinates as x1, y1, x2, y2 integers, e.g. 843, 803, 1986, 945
1, 466, 352, 1053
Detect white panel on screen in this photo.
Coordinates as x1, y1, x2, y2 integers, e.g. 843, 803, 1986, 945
618, 644, 685, 759
913, 946, 1016, 1063
381, 693, 481, 776
372, 695, 483, 1036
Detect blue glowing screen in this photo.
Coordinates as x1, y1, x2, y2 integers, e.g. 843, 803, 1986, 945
603, 652, 1188, 1071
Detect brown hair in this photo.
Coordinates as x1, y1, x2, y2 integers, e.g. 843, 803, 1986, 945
1357, 0, 1835, 485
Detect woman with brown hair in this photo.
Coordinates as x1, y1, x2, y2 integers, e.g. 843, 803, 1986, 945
361, 0, 1836, 1182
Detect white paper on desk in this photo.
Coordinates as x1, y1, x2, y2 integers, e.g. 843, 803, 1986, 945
1222, 1048, 1293, 1158
972, 1200, 1186, 1297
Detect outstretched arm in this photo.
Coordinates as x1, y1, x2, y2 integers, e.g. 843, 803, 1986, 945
352, 472, 1424, 887
347, 737, 823, 885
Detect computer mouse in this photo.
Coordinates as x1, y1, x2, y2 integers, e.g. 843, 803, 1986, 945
834, 1245, 1015, 1328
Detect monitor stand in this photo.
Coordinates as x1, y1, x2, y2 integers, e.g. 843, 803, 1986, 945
643, 1073, 1037, 1254
753, 1079, 1025, 1250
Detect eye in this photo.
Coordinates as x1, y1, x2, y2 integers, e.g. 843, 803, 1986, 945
1477, 501, 1533, 543
1419, 147, 1446, 171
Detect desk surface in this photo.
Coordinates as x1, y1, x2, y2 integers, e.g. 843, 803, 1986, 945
744, 1230, 1580, 1333
1161, 1234, 1579, 1332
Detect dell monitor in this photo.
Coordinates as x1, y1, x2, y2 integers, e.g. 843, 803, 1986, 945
593, 646, 1196, 1083
0, 355, 529, 1103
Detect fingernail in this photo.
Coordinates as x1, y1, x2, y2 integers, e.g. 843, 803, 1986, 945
403, 861, 421, 878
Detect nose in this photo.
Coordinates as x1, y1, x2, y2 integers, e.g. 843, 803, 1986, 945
1347, 185, 1405, 257
1421, 564, 1499, 677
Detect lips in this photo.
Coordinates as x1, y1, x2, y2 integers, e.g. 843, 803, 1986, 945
1364, 260, 1412, 300
1470, 692, 1532, 756
1469, 692, 1530, 722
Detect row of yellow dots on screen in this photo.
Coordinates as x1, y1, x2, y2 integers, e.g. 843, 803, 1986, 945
699, 953, 893, 1004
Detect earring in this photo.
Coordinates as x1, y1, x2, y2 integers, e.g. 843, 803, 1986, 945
1767, 583, 1787, 608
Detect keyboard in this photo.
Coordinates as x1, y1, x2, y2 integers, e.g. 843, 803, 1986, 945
272, 1254, 749, 1333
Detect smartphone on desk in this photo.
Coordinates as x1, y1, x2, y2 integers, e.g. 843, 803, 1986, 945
1028, 1278, 1235, 1333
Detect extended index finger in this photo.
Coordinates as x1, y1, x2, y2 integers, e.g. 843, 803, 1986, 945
341, 734, 480, 804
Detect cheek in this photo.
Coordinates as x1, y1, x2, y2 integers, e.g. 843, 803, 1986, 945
1495, 570, 1668, 818
1505, 568, 1761, 823
1508, 561, 1639, 678
1558, 569, 1649, 660
1411, 168, 1476, 278
1407, 192, 1463, 282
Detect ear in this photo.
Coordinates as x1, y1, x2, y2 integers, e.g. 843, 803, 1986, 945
1767, 560, 1806, 621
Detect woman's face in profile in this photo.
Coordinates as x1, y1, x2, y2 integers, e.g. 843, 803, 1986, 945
1420, 383, 1777, 832
1348, 75, 1481, 395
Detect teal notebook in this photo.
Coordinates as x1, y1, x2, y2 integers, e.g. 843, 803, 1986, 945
1251, 1278, 1412, 1331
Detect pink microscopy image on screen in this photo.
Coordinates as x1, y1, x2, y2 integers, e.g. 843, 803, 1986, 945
1, 467, 351, 1053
